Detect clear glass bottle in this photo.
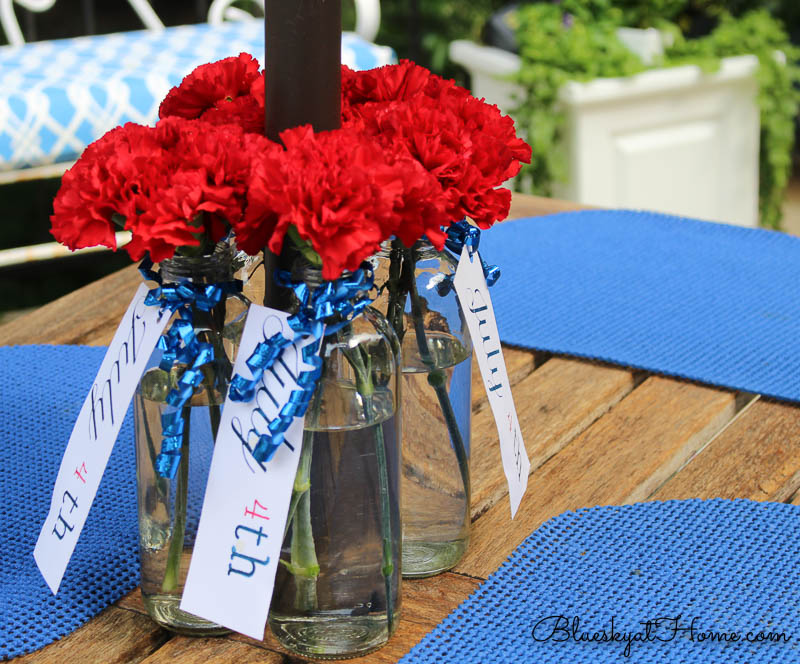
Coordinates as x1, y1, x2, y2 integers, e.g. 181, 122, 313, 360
134, 243, 249, 634
373, 238, 473, 578
268, 264, 402, 659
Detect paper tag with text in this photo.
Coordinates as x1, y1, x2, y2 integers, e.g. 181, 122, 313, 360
453, 247, 530, 517
180, 305, 319, 640
34, 283, 170, 593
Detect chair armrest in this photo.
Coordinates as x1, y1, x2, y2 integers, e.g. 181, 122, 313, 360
354, 0, 380, 42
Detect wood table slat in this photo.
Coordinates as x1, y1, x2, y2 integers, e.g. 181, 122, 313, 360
13, 607, 170, 664
470, 357, 637, 520
455, 376, 741, 579
137, 637, 284, 664
115, 573, 482, 664
0, 265, 141, 347
470, 346, 536, 412
652, 397, 800, 502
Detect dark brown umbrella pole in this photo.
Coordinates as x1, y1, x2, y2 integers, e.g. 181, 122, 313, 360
263, 0, 342, 309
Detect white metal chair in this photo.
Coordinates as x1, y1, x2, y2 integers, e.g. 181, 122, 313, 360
0, 0, 392, 266
0, 0, 164, 47
0, 0, 390, 184
207, 0, 381, 43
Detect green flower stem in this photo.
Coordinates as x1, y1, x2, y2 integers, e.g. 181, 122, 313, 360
161, 404, 191, 593
290, 488, 319, 612
279, 329, 397, 627
287, 225, 323, 267
200, 364, 222, 440
366, 392, 396, 633
284, 429, 314, 540
281, 430, 319, 612
385, 238, 407, 342
194, 303, 228, 442
402, 248, 471, 505
141, 397, 169, 501
343, 342, 396, 633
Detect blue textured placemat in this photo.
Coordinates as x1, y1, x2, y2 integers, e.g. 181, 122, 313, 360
401, 499, 800, 663
1, 345, 139, 660
482, 210, 800, 401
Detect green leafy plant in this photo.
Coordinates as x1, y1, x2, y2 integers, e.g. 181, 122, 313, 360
514, 4, 800, 229
375, 0, 507, 81
515, 4, 644, 197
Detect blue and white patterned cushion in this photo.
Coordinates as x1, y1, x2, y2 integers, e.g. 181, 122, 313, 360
0, 20, 396, 172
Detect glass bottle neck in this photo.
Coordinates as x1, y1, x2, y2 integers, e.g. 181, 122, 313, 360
377, 237, 441, 261
158, 243, 234, 284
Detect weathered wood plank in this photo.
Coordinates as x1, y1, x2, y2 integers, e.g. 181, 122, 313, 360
116, 588, 147, 615
652, 397, 800, 502
455, 376, 739, 578
507, 195, 586, 220
471, 346, 537, 413
15, 607, 169, 664
138, 637, 283, 663
0, 264, 140, 347
470, 357, 637, 520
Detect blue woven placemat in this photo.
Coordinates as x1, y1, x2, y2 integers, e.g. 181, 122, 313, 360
401, 499, 800, 664
483, 210, 800, 401
1, 345, 139, 660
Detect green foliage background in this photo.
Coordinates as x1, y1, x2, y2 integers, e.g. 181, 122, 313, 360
374, 0, 507, 81
513, 4, 800, 228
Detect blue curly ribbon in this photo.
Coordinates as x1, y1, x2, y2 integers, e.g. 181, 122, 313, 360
139, 257, 241, 479
228, 264, 375, 464
444, 219, 501, 286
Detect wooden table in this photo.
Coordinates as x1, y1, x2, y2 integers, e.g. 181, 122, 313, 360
5, 194, 800, 664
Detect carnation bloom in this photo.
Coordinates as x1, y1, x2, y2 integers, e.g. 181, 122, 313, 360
159, 53, 265, 134
51, 123, 161, 254
341, 59, 452, 113
342, 60, 531, 243
238, 125, 435, 280
54, 58, 530, 272
51, 118, 276, 262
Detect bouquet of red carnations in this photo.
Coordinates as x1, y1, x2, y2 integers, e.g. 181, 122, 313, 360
51, 54, 529, 278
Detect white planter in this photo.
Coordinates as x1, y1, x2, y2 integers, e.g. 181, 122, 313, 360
450, 39, 760, 227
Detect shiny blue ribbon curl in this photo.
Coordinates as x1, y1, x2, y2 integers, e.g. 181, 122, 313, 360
443, 219, 501, 287
229, 264, 375, 464
139, 257, 242, 479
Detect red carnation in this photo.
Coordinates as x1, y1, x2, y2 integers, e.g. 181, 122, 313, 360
341, 60, 449, 113
51, 118, 276, 262
51, 123, 162, 254
342, 61, 531, 242
219, 135, 287, 259
239, 125, 415, 280
159, 53, 265, 134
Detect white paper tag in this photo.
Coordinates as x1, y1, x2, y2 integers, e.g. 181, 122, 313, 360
180, 304, 319, 640
34, 283, 170, 593
453, 247, 530, 517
